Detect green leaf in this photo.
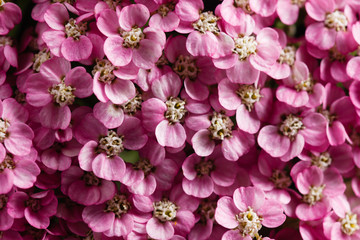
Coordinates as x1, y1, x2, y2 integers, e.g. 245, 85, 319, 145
119, 150, 139, 164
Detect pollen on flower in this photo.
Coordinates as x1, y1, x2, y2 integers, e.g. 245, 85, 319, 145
132, 158, 154, 176
49, 81, 76, 107
235, 207, 263, 238
105, 194, 131, 218
173, 55, 198, 80
324, 10, 348, 32
290, 0, 305, 7
33, 48, 51, 72
122, 27, 144, 48
317, 106, 336, 124
197, 199, 217, 223
165, 97, 187, 124
269, 169, 292, 189
294, 76, 314, 92
311, 152, 332, 170
153, 199, 178, 222
98, 130, 124, 157
121, 93, 142, 115
208, 112, 233, 140
195, 159, 214, 176
236, 84, 261, 111
0, 36, 13, 47
278, 46, 296, 66
92, 59, 116, 84
233, 36, 258, 61
0, 0, 5, 7
340, 212, 360, 236
82, 172, 101, 186
192, 11, 220, 34
0, 119, 10, 142
233, 0, 252, 14
303, 185, 325, 206
279, 114, 304, 140
65, 18, 87, 40
0, 155, 15, 172
157, 2, 175, 17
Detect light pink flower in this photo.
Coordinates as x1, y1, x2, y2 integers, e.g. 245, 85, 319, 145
0, 2, 21, 35
25, 57, 93, 129
215, 186, 286, 239
98, 4, 165, 69
277, 0, 305, 25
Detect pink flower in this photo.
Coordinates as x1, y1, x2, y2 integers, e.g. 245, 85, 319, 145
323, 195, 360, 239
0, 98, 34, 157
0, 2, 22, 35
24, 57, 93, 129
276, 61, 325, 108
92, 58, 136, 104
76, 114, 147, 181
32, 0, 79, 22
82, 193, 138, 237
182, 148, 238, 198
215, 186, 286, 239
61, 166, 116, 206
317, 83, 356, 146
189, 111, 255, 161
0, 36, 18, 70
305, 0, 356, 50
165, 35, 222, 101
7, 190, 58, 229
0, 193, 14, 231
218, 77, 273, 134
0, 151, 40, 195
293, 166, 346, 221
121, 139, 178, 196
149, 0, 180, 32
43, 3, 94, 61
250, 151, 292, 205
133, 185, 198, 239
98, 4, 165, 69
142, 71, 188, 148
258, 102, 327, 161
213, 26, 281, 84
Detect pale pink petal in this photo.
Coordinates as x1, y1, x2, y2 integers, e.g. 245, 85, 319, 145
305, 0, 334, 21
182, 176, 214, 198
215, 196, 239, 229
133, 40, 162, 69
233, 186, 265, 212
119, 4, 150, 30
250, 0, 277, 17
305, 23, 336, 50
222, 129, 254, 161
151, 71, 182, 102
104, 79, 136, 104
39, 103, 71, 130
184, 78, 209, 101
346, 57, 360, 81
226, 60, 260, 84
44, 3, 68, 31
141, 98, 167, 131
257, 199, 286, 227
104, 37, 132, 67
5, 123, 33, 156
92, 155, 125, 181
277, 0, 299, 25
146, 218, 174, 240
191, 129, 215, 157
65, 66, 93, 98
93, 102, 124, 129
258, 125, 290, 158
61, 36, 93, 61
175, 0, 203, 22
236, 104, 261, 134
186, 31, 218, 57
155, 120, 186, 148
97, 9, 120, 37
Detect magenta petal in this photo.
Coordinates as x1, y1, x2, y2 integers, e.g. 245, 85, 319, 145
78, 141, 98, 171
119, 4, 150, 30
92, 155, 125, 181
68, 181, 101, 206
43, 3, 68, 31
214, 196, 239, 229
141, 98, 167, 131
226, 60, 260, 84
236, 104, 261, 134
24, 208, 50, 229
182, 176, 214, 198
186, 31, 218, 57
149, 12, 180, 32
0, 170, 14, 194
104, 214, 133, 237
326, 122, 346, 146
191, 129, 215, 157
175, 0, 203, 22
305, 23, 336, 50
222, 129, 254, 161
39, 104, 71, 130
42, 30, 66, 57
40, 57, 71, 82
184, 78, 209, 101
258, 125, 290, 158
41, 149, 71, 171
5, 123, 33, 156
82, 205, 115, 232
155, 121, 186, 148
233, 186, 265, 212
250, 0, 277, 17
279, 134, 305, 161
130, 175, 156, 196
93, 102, 124, 129
276, 86, 309, 107
146, 218, 174, 240
104, 79, 136, 104
296, 202, 329, 221
104, 37, 132, 67
61, 36, 93, 61
97, 9, 120, 37
257, 200, 286, 228
151, 72, 182, 102
133, 40, 162, 69
65, 66, 93, 98
118, 117, 148, 150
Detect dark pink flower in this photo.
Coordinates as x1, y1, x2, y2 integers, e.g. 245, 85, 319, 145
0, 2, 22, 35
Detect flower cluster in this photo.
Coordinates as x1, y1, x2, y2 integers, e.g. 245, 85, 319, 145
1, 0, 360, 239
